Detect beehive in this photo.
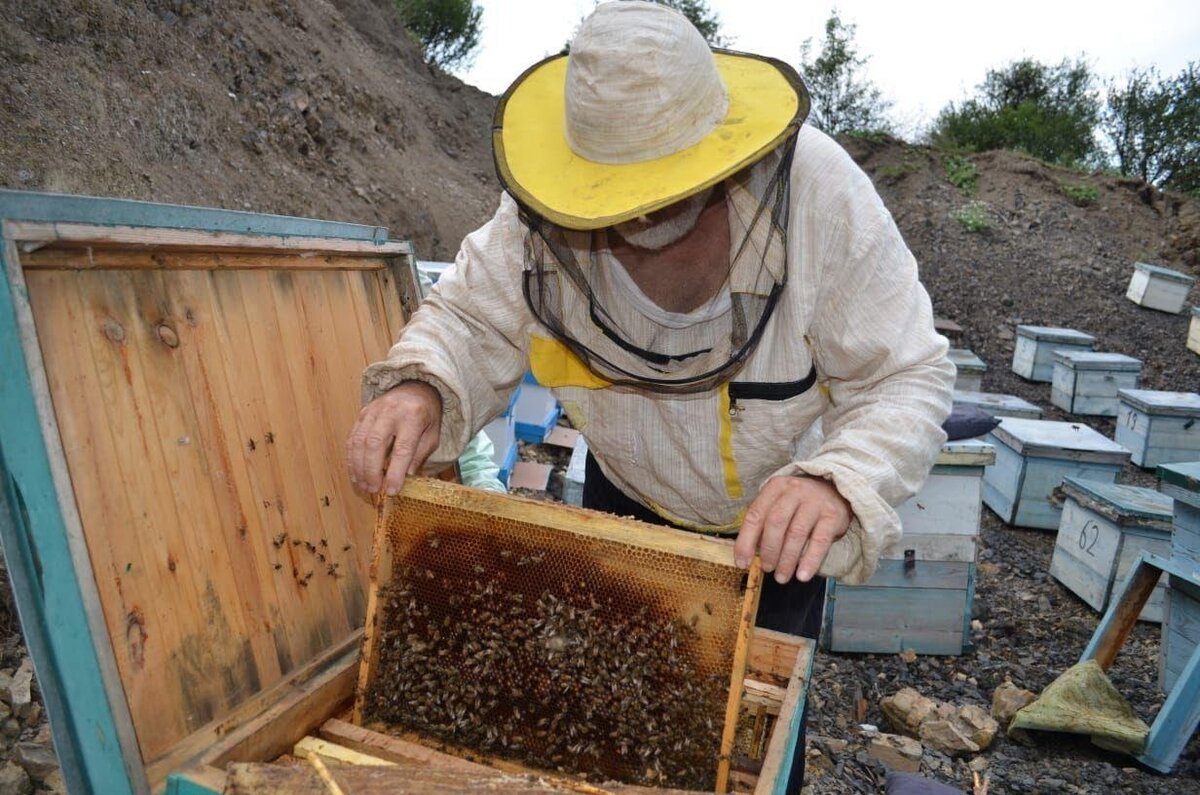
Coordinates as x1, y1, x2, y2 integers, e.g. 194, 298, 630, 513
1158, 463, 1200, 692
1050, 351, 1142, 417
1126, 261, 1195, 315
1011, 325, 1095, 382
823, 440, 994, 655
1115, 390, 1200, 469
948, 348, 987, 392
982, 419, 1131, 530
514, 373, 562, 443
1049, 478, 1172, 622
953, 390, 1043, 420
356, 480, 762, 791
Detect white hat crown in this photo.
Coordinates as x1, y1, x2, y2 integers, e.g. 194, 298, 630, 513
564, 1, 729, 165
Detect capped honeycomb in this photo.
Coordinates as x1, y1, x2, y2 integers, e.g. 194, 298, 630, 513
357, 480, 756, 790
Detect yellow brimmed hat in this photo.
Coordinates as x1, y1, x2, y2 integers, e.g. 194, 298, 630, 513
493, 1, 809, 231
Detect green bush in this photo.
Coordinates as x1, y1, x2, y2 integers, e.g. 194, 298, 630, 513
1103, 62, 1200, 196
950, 201, 994, 232
395, 0, 482, 72
1060, 181, 1099, 206
944, 154, 978, 195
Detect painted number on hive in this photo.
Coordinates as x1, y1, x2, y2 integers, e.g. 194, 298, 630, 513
1078, 520, 1100, 557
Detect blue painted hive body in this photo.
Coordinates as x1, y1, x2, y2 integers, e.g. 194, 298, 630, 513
1011, 325, 1095, 382
952, 390, 1043, 420
947, 348, 987, 392
982, 418, 1131, 530
1157, 463, 1200, 692
1116, 390, 1200, 469
1050, 351, 1142, 417
824, 441, 995, 655
1049, 477, 1173, 622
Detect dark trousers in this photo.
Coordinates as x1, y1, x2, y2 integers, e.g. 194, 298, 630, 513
583, 453, 821, 793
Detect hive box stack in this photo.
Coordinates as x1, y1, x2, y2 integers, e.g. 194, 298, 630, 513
1049, 478, 1173, 621
983, 418, 1131, 530
1115, 390, 1200, 469
1189, 306, 1200, 356
1157, 462, 1200, 692
948, 348, 987, 392
513, 372, 562, 443
824, 440, 995, 655
1125, 261, 1195, 314
953, 391, 1043, 420
1050, 351, 1142, 416
481, 389, 521, 487
1011, 325, 1096, 382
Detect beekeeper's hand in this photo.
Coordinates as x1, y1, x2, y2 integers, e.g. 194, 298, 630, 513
734, 475, 852, 583
346, 380, 442, 496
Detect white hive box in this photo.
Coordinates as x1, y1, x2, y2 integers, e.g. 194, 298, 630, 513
1158, 463, 1200, 691
1189, 306, 1200, 356
953, 390, 1043, 420
950, 350, 988, 393
562, 434, 589, 506
948, 348, 987, 392
1116, 390, 1200, 469
824, 441, 994, 656
1012, 325, 1096, 382
983, 418, 1131, 530
1126, 261, 1195, 315
1049, 477, 1172, 622
1050, 351, 1142, 417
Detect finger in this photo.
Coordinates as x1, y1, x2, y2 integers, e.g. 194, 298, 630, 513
348, 408, 379, 490
757, 488, 804, 574
408, 422, 442, 477
796, 515, 842, 582
773, 501, 822, 584
735, 486, 775, 569
382, 419, 426, 495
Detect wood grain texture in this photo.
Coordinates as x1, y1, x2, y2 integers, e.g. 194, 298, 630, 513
23, 252, 405, 780
717, 558, 763, 793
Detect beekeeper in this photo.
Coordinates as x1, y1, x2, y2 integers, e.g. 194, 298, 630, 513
347, 2, 953, 786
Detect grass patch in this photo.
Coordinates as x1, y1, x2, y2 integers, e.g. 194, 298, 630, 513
950, 201, 994, 232
944, 154, 978, 195
877, 159, 920, 180
1060, 181, 1099, 206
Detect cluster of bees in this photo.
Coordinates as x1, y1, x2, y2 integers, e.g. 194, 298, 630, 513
269, 533, 352, 585
361, 532, 729, 789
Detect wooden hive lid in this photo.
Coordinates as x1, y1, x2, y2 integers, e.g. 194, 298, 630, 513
1060, 476, 1174, 529
1051, 350, 1142, 371
1118, 389, 1200, 416
952, 390, 1043, 418
947, 348, 986, 372
935, 438, 996, 467
1014, 325, 1096, 345
0, 189, 419, 793
990, 418, 1131, 464
1134, 261, 1196, 284
1159, 462, 1200, 506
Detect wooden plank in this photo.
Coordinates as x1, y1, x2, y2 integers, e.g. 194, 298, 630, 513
293, 737, 395, 767
717, 558, 763, 793
755, 637, 814, 795
20, 249, 393, 271
1082, 556, 1162, 670
878, 534, 977, 563
741, 680, 786, 715
391, 479, 741, 566
5, 221, 409, 256
144, 633, 360, 786
352, 500, 391, 725
319, 720, 494, 775
746, 628, 804, 680
854, 559, 972, 590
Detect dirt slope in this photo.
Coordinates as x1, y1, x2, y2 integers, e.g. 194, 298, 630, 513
0, 0, 500, 259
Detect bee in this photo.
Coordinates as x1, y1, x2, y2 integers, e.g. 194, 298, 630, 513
272, 533, 287, 548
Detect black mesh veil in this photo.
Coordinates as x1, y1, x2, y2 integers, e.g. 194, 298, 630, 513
517, 135, 797, 394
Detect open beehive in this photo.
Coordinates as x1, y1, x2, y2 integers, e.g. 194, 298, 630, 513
355, 480, 763, 791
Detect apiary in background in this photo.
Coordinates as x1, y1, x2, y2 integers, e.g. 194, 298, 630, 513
953, 390, 1043, 420
948, 348, 987, 392
1115, 390, 1200, 469
356, 480, 763, 791
1125, 261, 1195, 315
1050, 351, 1142, 417
1011, 325, 1096, 382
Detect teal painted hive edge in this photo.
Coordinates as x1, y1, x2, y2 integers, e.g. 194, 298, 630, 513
0, 189, 407, 248
1060, 477, 1174, 523
769, 643, 816, 795
1159, 462, 1200, 496
0, 267, 141, 791
165, 774, 220, 795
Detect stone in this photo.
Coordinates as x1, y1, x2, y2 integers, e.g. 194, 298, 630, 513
969, 756, 989, 772
899, 648, 918, 663
919, 719, 981, 755
992, 682, 1037, 728
0, 761, 32, 795
2, 719, 20, 739
0, 671, 12, 706
8, 659, 32, 719
881, 687, 938, 737
42, 769, 67, 794
867, 733, 923, 773
14, 742, 58, 781
956, 704, 998, 750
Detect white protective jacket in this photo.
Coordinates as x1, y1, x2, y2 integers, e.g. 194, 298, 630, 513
362, 127, 955, 585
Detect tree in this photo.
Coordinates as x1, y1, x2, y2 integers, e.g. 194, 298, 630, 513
930, 58, 1101, 167
565, 1, 728, 52
395, 0, 483, 72
798, 12, 893, 136
1103, 63, 1200, 195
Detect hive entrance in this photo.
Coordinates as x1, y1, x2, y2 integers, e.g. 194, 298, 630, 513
355, 480, 759, 790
